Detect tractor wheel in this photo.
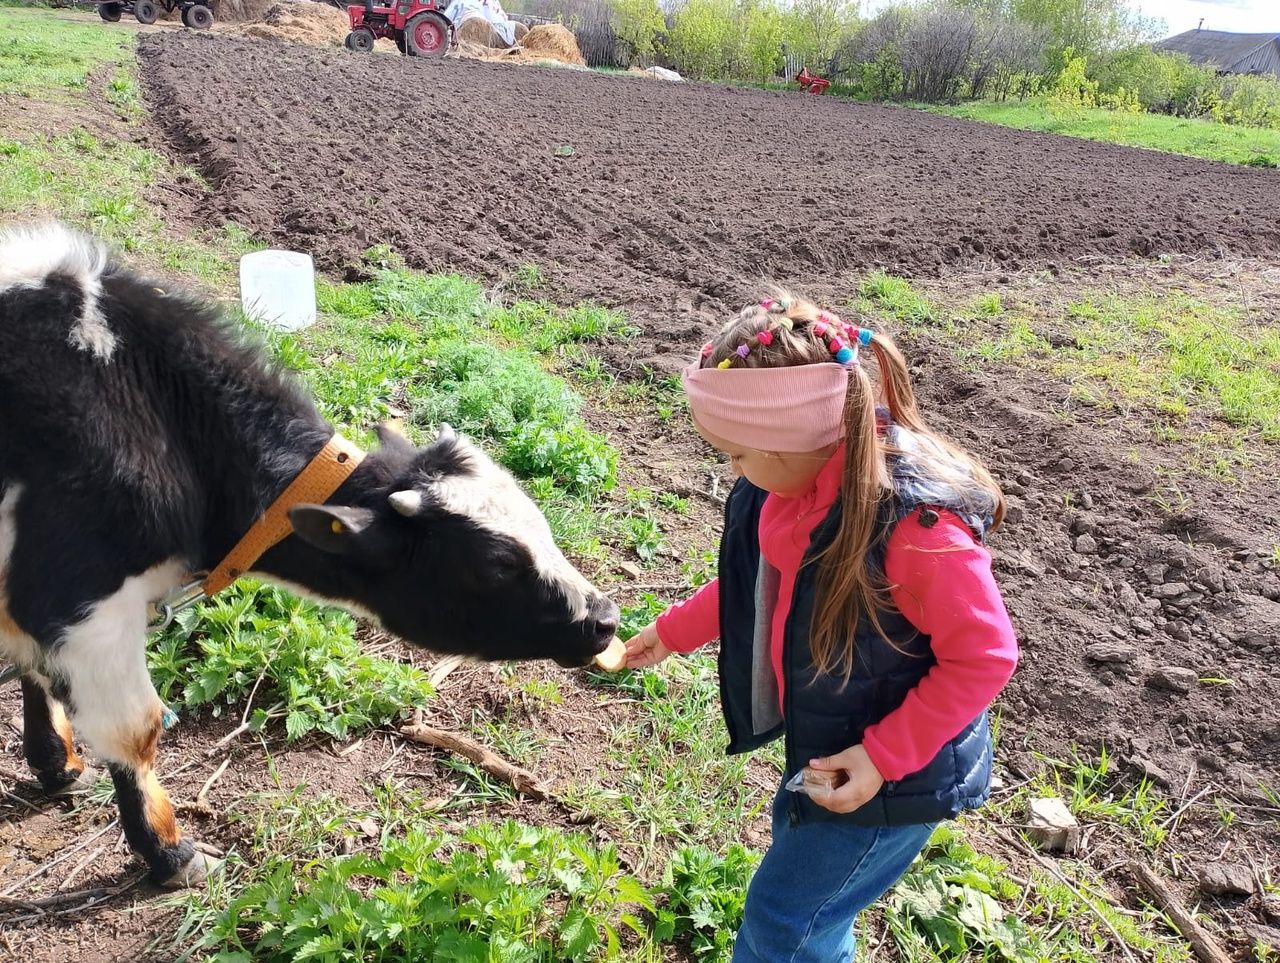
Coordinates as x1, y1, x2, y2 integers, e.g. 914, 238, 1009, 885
395, 32, 406, 54
344, 28, 375, 52
404, 12, 447, 57
134, 0, 158, 23
98, 2, 123, 20
182, 3, 213, 28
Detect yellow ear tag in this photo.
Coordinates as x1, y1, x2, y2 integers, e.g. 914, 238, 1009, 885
330, 520, 344, 534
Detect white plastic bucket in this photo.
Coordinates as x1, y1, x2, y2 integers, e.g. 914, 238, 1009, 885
239, 250, 316, 331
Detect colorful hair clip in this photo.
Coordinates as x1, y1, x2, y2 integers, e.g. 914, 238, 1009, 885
700, 342, 714, 358
778, 317, 794, 330
717, 358, 732, 369
813, 321, 829, 337
759, 297, 777, 311
835, 346, 856, 364
756, 329, 774, 346
735, 344, 750, 359
857, 328, 873, 346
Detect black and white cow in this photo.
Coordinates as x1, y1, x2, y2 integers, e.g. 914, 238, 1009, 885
0, 224, 619, 887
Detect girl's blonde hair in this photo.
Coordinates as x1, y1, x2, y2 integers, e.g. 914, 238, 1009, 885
701, 291, 1004, 680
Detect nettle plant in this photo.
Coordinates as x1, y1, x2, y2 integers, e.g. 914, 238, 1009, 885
204, 822, 655, 962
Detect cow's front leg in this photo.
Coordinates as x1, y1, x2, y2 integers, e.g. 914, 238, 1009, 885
20, 674, 96, 794
49, 585, 219, 888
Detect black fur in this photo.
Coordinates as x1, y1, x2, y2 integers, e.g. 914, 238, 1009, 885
20, 676, 83, 792
107, 761, 195, 882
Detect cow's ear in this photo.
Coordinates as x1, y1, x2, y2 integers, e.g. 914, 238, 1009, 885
375, 419, 417, 458
288, 504, 377, 555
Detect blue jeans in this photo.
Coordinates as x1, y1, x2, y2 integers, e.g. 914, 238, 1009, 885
732, 787, 936, 963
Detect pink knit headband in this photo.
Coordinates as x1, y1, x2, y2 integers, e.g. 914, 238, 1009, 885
682, 360, 850, 453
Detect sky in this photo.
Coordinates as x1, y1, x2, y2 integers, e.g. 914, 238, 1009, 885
1126, 0, 1280, 36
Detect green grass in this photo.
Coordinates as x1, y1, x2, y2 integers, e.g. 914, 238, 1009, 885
925, 98, 1280, 168
0, 7, 135, 100
858, 270, 940, 328
566, 651, 777, 867
963, 292, 1280, 443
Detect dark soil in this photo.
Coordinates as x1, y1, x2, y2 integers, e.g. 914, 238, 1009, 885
137, 32, 1280, 375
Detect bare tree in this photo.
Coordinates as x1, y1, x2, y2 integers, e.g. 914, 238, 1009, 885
900, 4, 978, 101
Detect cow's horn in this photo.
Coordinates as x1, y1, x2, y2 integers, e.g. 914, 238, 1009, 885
389, 490, 423, 517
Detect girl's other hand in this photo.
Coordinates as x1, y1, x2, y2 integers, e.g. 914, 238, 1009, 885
807, 745, 885, 814
624, 622, 671, 669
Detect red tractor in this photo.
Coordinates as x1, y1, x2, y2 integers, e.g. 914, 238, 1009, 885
344, 0, 454, 56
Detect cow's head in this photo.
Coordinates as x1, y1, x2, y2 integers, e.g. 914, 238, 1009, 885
283, 424, 619, 668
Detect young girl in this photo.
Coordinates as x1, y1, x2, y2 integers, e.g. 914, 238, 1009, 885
624, 293, 1018, 962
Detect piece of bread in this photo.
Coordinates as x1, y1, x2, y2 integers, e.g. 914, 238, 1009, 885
801, 767, 846, 793
593, 637, 628, 672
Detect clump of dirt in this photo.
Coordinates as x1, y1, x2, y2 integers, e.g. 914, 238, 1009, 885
519, 23, 584, 65
236, 0, 349, 45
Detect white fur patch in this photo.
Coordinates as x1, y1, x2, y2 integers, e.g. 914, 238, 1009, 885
0, 223, 115, 360
433, 439, 594, 623
48, 560, 185, 763
0, 484, 41, 670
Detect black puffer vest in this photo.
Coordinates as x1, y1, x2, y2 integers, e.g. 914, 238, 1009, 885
716, 438, 996, 827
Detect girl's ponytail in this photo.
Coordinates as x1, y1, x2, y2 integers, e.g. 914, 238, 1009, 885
810, 359, 889, 680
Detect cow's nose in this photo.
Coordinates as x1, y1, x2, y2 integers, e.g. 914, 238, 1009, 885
589, 597, 620, 647
594, 613, 619, 645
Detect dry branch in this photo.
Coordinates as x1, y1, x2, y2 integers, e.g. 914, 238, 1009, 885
1127, 860, 1232, 963
399, 723, 548, 799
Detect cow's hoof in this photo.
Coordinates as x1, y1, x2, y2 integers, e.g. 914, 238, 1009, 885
47, 764, 100, 797
160, 851, 222, 889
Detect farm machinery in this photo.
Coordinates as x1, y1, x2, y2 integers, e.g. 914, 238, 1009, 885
344, 0, 454, 56
91, 0, 213, 28
795, 67, 830, 96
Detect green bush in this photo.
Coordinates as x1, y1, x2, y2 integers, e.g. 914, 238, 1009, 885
1093, 47, 1219, 117
609, 0, 666, 63
666, 0, 740, 79
1217, 72, 1280, 129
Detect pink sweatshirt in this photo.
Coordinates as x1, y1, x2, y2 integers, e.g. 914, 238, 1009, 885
655, 448, 1018, 783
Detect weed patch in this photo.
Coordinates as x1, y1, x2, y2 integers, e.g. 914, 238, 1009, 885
859, 271, 938, 328
193, 818, 655, 962
656, 844, 758, 962
150, 583, 433, 742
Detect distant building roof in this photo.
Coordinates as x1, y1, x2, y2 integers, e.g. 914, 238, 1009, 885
1156, 29, 1280, 79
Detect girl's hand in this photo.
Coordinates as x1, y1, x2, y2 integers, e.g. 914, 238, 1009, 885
624, 622, 671, 669
807, 745, 885, 814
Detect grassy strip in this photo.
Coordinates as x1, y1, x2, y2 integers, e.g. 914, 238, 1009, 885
857, 272, 1280, 452
0, 7, 135, 100
923, 98, 1280, 168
